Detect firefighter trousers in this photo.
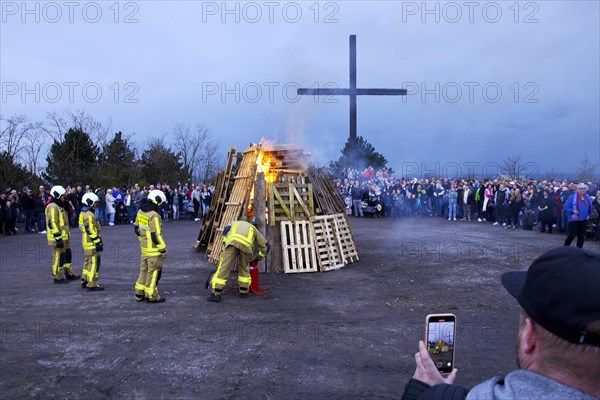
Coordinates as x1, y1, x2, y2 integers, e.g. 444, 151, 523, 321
135, 255, 163, 301
211, 245, 251, 295
82, 249, 101, 288
51, 241, 74, 280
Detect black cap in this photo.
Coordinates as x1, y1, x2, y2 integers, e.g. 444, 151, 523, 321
501, 247, 600, 347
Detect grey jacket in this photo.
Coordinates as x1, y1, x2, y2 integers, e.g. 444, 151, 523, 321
467, 370, 597, 400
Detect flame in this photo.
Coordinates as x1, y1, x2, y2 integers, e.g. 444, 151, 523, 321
256, 150, 278, 184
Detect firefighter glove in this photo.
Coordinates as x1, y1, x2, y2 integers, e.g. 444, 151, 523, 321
55, 238, 64, 248
95, 243, 104, 252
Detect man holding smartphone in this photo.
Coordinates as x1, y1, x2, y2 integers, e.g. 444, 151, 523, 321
402, 247, 600, 400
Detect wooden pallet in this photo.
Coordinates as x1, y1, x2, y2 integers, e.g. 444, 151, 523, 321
330, 214, 359, 264
268, 183, 314, 226
198, 148, 237, 250
207, 145, 261, 264
310, 214, 359, 271
281, 221, 318, 273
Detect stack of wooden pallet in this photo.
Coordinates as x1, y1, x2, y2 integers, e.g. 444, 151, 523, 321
198, 143, 359, 274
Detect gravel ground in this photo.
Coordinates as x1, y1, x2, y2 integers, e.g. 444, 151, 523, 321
1, 216, 597, 399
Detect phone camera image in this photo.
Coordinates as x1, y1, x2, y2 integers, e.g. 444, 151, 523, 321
426, 317, 456, 373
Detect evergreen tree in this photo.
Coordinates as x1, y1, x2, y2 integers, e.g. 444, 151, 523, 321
95, 132, 139, 188
140, 138, 185, 185
329, 136, 389, 177
44, 128, 98, 185
0, 152, 32, 189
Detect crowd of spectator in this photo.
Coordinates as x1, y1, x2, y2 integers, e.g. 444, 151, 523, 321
336, 166, 600, 241
0, 182, 215, 237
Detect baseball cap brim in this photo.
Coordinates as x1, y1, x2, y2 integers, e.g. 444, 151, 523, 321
501, 271, 527, 299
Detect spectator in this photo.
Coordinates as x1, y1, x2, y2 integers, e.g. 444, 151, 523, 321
481, 183, 494, 222
563, 183, 593, 248
172, 188, 181, 221
192, 185, 202, 221
105, 188, 115, 226
32, 191, 46, 233
95, 188, 107, 226
401, 247, 600, 400
3, 200, 17, 235
592, 190, 600, 241
21, 188, 36, 233
201, 185, 211, 216
125, 189, 135, 224
461, 184, 474, 222
507, 188, 523, 229
351, 180, 364, 218
447, 185, 458, 221
538, 189, 555, 234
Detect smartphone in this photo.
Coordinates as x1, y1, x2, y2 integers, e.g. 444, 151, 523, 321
425, 314, 457, 373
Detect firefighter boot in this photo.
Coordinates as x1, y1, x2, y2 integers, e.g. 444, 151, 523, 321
207, 293, 222, 302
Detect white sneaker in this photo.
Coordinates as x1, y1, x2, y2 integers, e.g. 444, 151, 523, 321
194, 218, 200, 222
478, 218, 482, 222
483, 218, 487, 222
109, 222, 114, 226
502, 223, 506, 226
493, 222, 499, 226
40, 230, 47, 234
453, 218, 456, 221
448, 218, 451, 221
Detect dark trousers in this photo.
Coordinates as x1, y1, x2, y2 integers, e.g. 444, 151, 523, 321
564, 220, 588, 248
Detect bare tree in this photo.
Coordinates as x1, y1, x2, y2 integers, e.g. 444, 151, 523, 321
172, 123, 208, 183
171, 123, 222, 184
501, 153, 526, 179
576, 154, 598, 182
0, 114, 33, 159
42, 110, 110, 148
22, 124, 47, 176
199, 137, 223, 183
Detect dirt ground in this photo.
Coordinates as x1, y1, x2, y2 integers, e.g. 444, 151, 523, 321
1, 216, 598, 399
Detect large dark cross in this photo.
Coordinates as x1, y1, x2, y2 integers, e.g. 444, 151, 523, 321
297, 35, 407, 147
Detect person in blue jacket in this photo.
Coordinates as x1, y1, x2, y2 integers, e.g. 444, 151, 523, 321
562, 183, 593, 248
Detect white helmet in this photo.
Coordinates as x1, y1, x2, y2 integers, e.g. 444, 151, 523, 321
148, 189, 167, 205
50, 185, 66, 199
82, 192, 100, 207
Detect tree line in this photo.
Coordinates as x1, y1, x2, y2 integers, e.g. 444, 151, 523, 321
0, 111, 223, 190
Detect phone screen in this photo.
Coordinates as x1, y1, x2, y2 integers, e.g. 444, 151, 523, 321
426, 314, 456, 373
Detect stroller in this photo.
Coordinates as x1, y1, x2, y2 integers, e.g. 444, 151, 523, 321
115, 201, 129, 224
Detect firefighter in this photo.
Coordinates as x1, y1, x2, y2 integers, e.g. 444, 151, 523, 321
46, 185, 79, 283
134, 190, 167, 303
79, 192, 104, 291
207, 219, 269, 302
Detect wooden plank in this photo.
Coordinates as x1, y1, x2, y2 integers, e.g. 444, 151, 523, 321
281, 220, 318, 273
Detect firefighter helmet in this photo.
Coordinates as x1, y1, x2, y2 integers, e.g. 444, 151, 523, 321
50, 185, 66, 199
82, 192, 100, 207
148, 189, 167, 205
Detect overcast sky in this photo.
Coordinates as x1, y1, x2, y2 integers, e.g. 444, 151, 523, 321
2, 1, 599, 178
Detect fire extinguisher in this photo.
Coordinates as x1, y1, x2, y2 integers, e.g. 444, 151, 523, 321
249, 259, 259, 294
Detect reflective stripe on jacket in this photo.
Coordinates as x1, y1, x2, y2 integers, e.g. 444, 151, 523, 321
45, 202, 70, 243
135, 210, 166, 256
224, 220, 267, 258
79, 210, 101, 250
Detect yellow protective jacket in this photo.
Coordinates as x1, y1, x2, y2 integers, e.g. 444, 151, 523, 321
45, 202, 70, 245
79, 209, 101, 250
134, 210, 166, 256
224, 220, 268, 258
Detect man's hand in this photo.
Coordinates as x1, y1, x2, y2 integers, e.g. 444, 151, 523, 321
412, 340, 457, 386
